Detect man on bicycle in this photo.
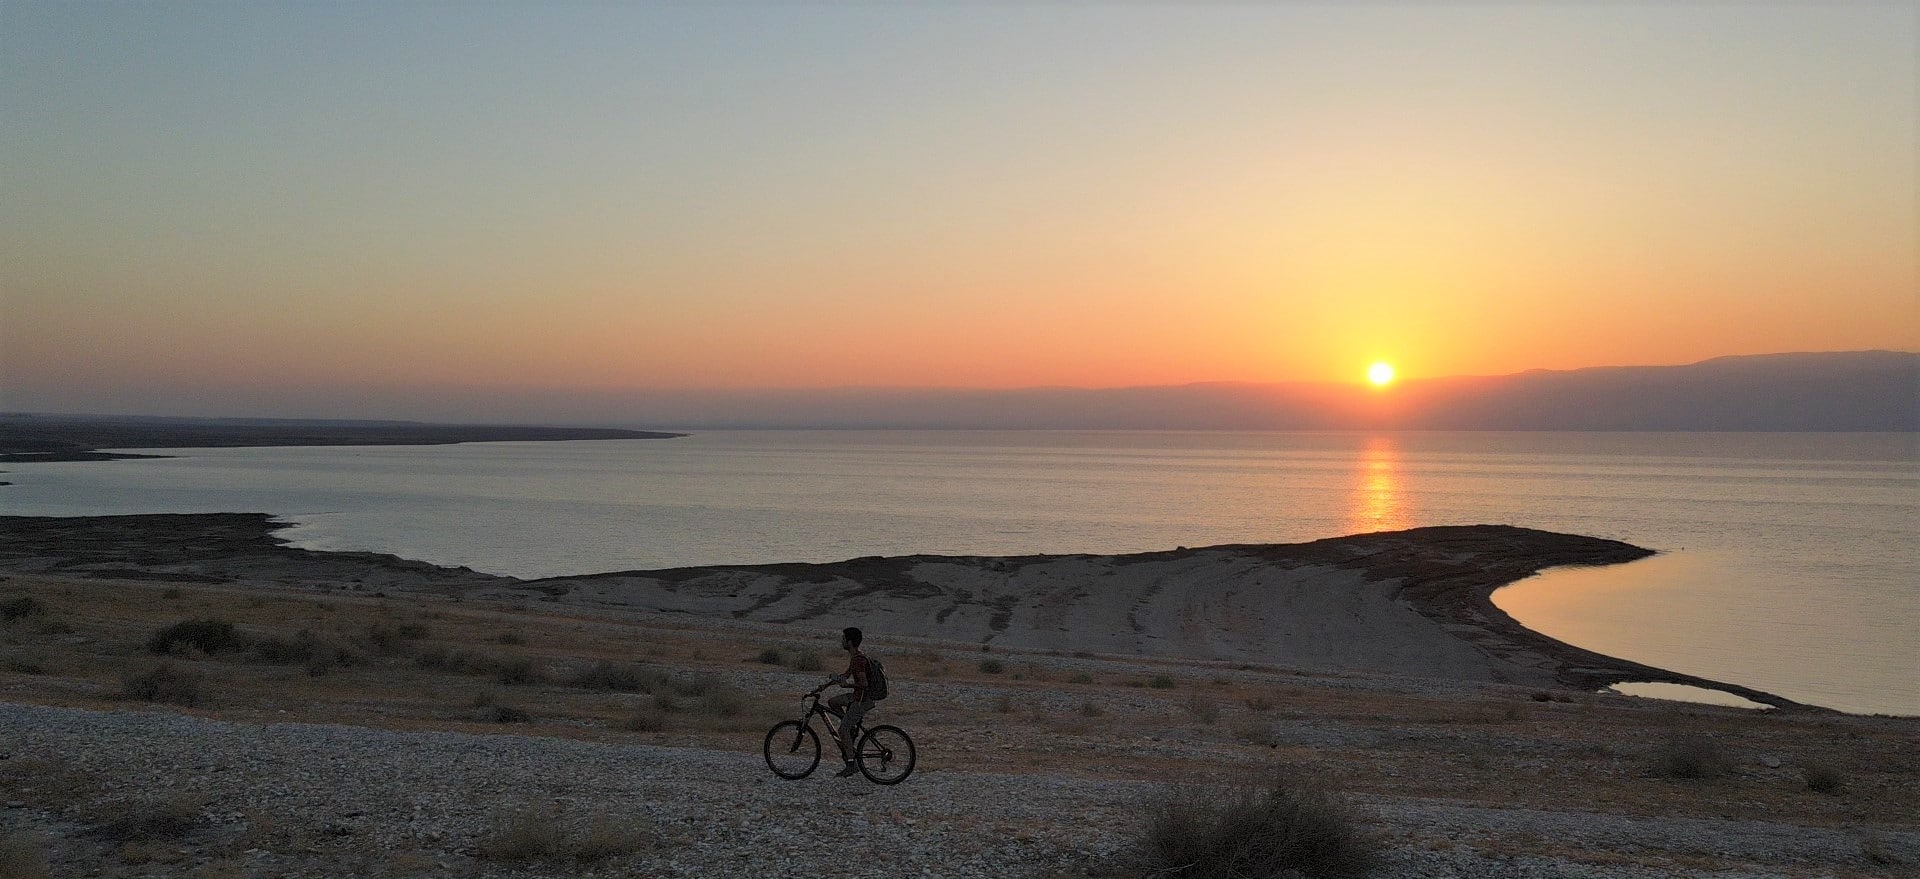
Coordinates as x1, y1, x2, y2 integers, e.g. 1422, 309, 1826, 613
814, 626, 872, 777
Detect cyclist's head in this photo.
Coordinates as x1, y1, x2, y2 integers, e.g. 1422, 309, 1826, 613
842, 626, 863, 649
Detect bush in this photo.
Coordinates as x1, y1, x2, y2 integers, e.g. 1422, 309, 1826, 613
416, 648, 501, 675
792, 650, 824, 672
496, 630, 525, 645
1070, 672, 1095, 685
487, 705, 531, 724
622, 705, 667, 732
480, 808, 563, 861
1080, 700, 1104, 718
93, 794, 206, 841
1, 596, 45, 621
1186, 695, 1222, 725
147, 619, 245, 656
1138, 767, 1372, 879
496, 657, 546, 686
1149, 674, 1176, 689
253, 630, 359, 674
756, 647, 786, 665
1652, 735, 1731, 779
121, 663, 203, 706
1803, 762, 1846, 794
978, 659, 1005, 674
565, 661, 657, 693
1245, 694, 1277, 712
573, 815, 656, 862
0, 831, 49, 879
363, 624, 416, 656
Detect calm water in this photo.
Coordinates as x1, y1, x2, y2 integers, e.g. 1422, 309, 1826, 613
4, 430, 1915, 715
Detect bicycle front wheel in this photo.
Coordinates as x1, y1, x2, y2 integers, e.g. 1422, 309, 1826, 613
764, 720, 820, 779
856, 724, 915, 785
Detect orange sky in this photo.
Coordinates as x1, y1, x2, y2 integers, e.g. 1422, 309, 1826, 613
2, 5, 1915, 416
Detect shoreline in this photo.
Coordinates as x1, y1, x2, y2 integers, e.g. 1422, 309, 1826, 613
0, 416, 684, 463
0, 512, 1826, 713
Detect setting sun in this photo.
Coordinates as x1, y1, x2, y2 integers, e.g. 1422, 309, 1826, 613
1368, 362, 1396, 387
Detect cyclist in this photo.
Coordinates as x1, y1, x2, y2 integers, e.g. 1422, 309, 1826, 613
812, 626, 872, 777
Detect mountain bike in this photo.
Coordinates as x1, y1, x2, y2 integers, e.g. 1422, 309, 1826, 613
763, 690, 916, 784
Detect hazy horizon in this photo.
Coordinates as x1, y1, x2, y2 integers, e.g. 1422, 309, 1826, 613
6, 350, 1913, 431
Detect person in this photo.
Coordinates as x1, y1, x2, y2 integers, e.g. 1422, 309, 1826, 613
813, 626, 872, 777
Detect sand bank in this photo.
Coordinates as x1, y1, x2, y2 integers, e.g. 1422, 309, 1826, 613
0, 513, 1815, 711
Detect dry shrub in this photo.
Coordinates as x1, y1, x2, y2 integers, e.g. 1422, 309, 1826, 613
1138, 767, 1372, 879
496, 657, 547, 686
480, 807, 563, 861
253, 630, 360, 675
93, 793, 208, 842
486, 705, 531, 724
1, 595, 45, 622
0, 831, 50, 879
121, 662, 203, 706
622, 705, 668, 732
573, 815, 657, 863
415, 647, 500, 675
1149, 674, 1176, 689
979, 659, 1005, 674
1186, 695, 1222, 725
791, 650, 824, 672
1652, 734, 1731, 779
1803, 761, 1846, 795
147, 619, 245, 656
1080, 700, 1105, 718
565, 661, 662, 693
1069, 672, 1095, 685
479, 809, 655, 864
1244, 693, 1278, 712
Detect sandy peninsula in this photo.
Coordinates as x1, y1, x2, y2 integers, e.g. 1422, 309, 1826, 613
0, 513, 1808, 710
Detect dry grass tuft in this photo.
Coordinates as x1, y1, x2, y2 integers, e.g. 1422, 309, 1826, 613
478, 808, 657, 863
1651, 734, 1732, 780
479, 807, 563, 861
1185, 695, 1222, 725
147, 619, 245, 656
92, 793, 208, 842
121, 662, 204, 706
1137, 766, 1373, 879
1, 595, 46, 622
0, 831, 51, 879
1803, 761, 1846, 795
573, 815, 658, 862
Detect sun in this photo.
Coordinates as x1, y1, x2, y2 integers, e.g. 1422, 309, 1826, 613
1367, 362, 1396, 387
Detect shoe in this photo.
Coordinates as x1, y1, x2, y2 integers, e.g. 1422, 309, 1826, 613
834, 763, 860, 777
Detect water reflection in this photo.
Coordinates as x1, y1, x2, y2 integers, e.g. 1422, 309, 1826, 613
1348, 435, 1412, 533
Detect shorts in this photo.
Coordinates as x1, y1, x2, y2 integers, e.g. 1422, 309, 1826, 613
841, 698, 873, 732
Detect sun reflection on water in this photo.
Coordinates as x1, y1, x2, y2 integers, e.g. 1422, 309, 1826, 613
1349, 435, 1412, 534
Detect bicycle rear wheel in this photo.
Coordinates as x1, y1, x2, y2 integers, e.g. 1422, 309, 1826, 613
856, 724, 915, 785
763, 720, 820, 779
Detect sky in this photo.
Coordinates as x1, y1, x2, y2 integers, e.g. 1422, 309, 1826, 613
2, 3, 1916, 420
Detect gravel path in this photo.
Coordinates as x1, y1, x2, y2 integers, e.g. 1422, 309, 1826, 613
3, 702, 1912, 878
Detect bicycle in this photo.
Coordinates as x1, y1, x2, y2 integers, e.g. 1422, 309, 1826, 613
763, 689, 916, 784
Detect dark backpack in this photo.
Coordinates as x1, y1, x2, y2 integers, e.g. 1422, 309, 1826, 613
865, 655, 889, 701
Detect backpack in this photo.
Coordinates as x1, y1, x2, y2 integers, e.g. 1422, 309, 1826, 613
865, 655, 889, 701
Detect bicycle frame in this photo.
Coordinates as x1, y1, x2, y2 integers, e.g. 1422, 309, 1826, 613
796, 692, 860, 750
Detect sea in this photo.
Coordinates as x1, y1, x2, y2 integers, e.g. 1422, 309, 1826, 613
3, 430, 1915, 716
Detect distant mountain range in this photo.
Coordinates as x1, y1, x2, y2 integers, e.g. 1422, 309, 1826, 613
7, 351, 1914, 433
615, 351, 1919, 431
